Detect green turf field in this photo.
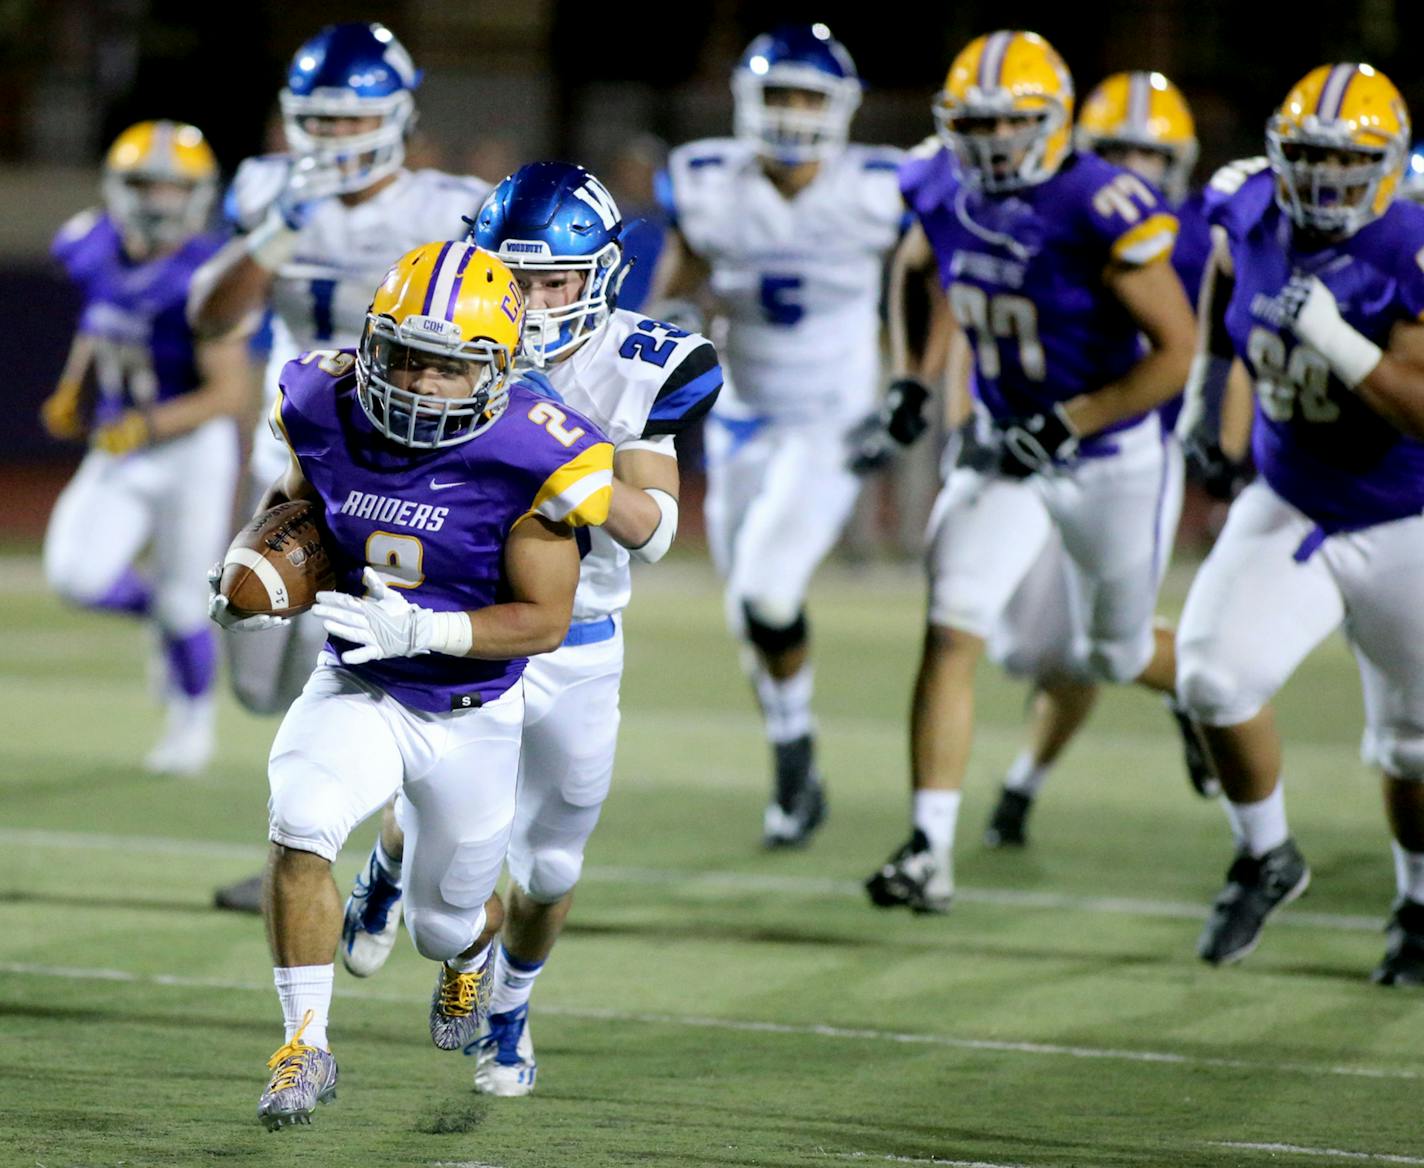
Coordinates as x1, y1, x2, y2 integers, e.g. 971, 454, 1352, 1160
3, 550, 1422, 1168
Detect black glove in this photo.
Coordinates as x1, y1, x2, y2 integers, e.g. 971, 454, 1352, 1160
845, 377, 931, 474
996, 406, 1077, 479
1183, 433, 1251, 501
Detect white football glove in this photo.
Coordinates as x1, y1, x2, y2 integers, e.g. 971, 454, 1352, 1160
245, 156, 347, 269
312, 567, 436, 666
207, 562, 290, 633
1279, 272, 1382, 388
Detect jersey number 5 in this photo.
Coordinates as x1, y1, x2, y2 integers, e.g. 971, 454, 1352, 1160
948, 285, 1046, 381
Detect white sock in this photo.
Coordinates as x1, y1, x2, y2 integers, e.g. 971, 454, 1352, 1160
274, 964, 334, 1049
913, 789, 961, 862
1392, 841, 1424, 904
1228, 782, 1289, 858
754, 665, 815, 744
1003, 750, 1050, 797
447, 941, 492, 975
375, 837, 403, 884
488, 944, 547, 1016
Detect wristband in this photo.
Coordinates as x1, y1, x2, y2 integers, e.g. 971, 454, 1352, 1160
1318, 326, 1383, 390
426, 610, 474, 658
244, 211, 300, 272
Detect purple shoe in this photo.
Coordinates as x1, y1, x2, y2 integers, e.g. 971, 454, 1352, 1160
258, 1012, 338, 1130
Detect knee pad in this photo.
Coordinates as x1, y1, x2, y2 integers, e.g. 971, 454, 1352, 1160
1363, 728, 1424, 782
405, 905, 486, 963
741, 600, 808, 656
266, 758, 352, 863
511, 846, 584, 904
1086, 633, 1153, 687
1175, 655, 1264, 728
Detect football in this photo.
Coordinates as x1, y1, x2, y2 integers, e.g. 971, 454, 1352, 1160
219, 500, 335, 617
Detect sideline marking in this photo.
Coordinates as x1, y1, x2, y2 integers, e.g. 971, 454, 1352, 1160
1, 961, 1419, 1084
0, 827, 1383, 934
1210, 1141, 1424, 1164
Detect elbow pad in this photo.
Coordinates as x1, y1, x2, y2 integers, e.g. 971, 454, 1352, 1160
628, 488, 678, 564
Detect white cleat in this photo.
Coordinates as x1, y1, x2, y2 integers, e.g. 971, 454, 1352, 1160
143, 697, 215, 776
340, 847, 403, 978
470, 1005, 537, 1097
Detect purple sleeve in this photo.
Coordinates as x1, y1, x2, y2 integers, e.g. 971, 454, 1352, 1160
50, 210, 113, 285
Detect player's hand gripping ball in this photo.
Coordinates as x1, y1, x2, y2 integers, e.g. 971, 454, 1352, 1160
215, 500, 334, 622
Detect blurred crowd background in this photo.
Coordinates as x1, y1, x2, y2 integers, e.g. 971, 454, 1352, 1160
4, 0, 1422, 548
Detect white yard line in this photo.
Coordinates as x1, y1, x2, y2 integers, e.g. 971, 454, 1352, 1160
827, 1153, 1029, 1168
1, 960, 1419, 1085
0, 826, 1385, 934
1209, 1142, 1424, 1164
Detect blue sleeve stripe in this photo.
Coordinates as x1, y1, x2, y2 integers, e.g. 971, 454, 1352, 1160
687, 155, 724, 169
649, 364, 722, 421
518, 370, 564, 403
222, 184, 244, 231
864, 158, 900, 172
653, 168, 678, 227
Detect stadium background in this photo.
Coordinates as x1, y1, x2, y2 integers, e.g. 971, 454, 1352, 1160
5, 0, 1423, 545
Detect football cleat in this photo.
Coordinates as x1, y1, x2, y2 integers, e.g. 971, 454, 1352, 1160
1373, 899, 1424, 988
1166, 697, 1221, 799
1197, 839, 1311, 965
143, 697, 215, 776
214, 873, 264, 914
762, 734, 827, 848
983, 787, 1033, 848
257, 1011, 338, 1131
341, 846, 403, 978
469, 1004, 538, 1096
430, 949, 493, 1051
865, 829, 954, 914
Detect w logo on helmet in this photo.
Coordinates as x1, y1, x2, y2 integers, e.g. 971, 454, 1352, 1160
572, 179, 619, 231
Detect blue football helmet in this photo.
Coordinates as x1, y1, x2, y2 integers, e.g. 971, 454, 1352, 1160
1405, 143, 1424, 204
732, 23, 862, 164
280, 22, 421, 195
468, 161, 626, 366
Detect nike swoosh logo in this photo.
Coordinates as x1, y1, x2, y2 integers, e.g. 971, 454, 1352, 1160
430, 479, 467, 491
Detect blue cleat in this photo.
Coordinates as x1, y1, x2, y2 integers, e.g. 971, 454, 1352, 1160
341, 846, 402, 978
469, 1004, 538, 1096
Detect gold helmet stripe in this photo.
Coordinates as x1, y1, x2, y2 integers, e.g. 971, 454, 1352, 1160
978, 30, 1014, 91
1316, 62, 1356, 121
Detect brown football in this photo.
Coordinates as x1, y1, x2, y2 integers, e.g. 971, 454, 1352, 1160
219, 500, 335, 617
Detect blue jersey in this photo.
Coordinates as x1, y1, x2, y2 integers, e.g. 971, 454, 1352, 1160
275, 352, 614, 712
902, 144, 1179, 436
1212, 168, 1424, 529
52, 210, 225, 425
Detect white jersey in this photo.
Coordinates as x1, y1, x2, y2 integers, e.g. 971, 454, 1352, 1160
227, 158, 490, 476
663, 138, 904, 423
533, 309, 720, 621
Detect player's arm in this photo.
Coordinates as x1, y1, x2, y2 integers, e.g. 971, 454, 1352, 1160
1060, 257, 1196, 437
101, 334, 252, 452
606, 442, 680, 562
39, 332, 96, 440
647, 227, 710, 303
1281, 272, 1424, 438
311, 518, 581, 665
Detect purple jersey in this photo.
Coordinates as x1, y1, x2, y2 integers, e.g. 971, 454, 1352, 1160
1213, 168, 1424, 529
901, 145, 1179, 436
274, 350, 614, 713
52, 209, 225, 425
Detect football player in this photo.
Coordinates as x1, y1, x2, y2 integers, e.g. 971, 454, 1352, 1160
41, 121, 246, 775
239, 242, 613, 1129
335, 162, 721, 1098
978, 70, 1223, 849
1176, 64, 1424, 984
188, 21, 492, 911
864, 31, 1197, 913
649, 24, 906, 847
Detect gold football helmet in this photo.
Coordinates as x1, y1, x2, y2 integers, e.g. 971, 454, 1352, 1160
1077, 71, 1198, 198
358, 242, 525, 448
102, 120, 218, 252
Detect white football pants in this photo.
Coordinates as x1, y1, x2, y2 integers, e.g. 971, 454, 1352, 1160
267, 656, 525, 962
43, 417, 239, 633
927, 414, 1174, 684
1177, 480, 1424, 780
